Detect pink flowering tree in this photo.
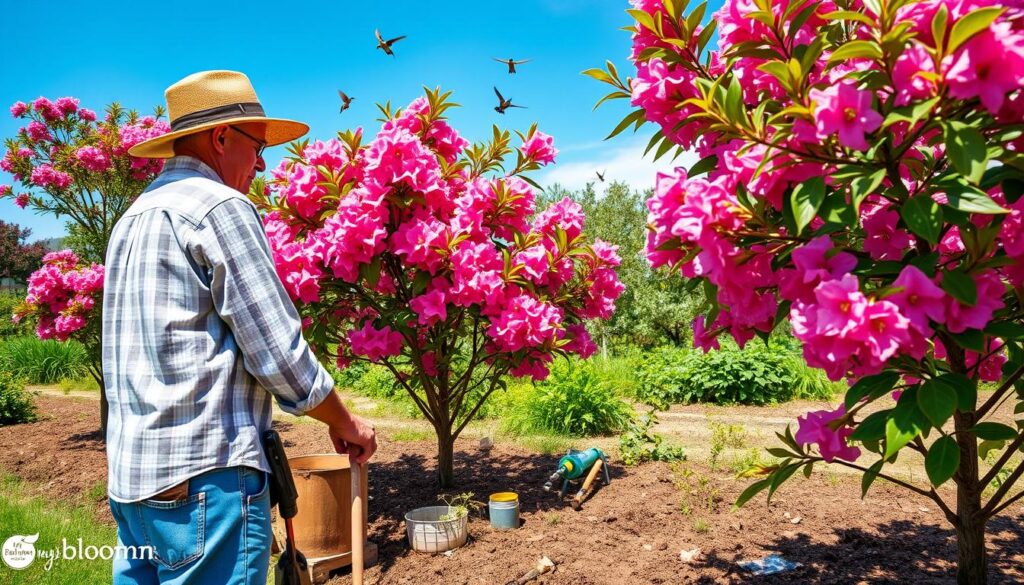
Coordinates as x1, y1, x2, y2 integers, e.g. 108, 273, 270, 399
592, 0, 1024, 581
250, 89, 624, 487
1, 97, 169, 262
2, 96, 168, 435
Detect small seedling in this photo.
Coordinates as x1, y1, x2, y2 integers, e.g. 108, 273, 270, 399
693, 518, 710, 533
438, 492, 483, 521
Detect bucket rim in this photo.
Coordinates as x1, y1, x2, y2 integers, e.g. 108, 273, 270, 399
489, 492, 519, 502
404, 505, 468, 524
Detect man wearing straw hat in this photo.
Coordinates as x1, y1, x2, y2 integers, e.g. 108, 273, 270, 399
102, 70, 377, 584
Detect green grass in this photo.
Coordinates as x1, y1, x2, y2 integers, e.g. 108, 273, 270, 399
389, 427, 433, 442
56, 376, 101, 394
0, 475, 116, 584
0, 337, 89, 385
508, 434, 575, 455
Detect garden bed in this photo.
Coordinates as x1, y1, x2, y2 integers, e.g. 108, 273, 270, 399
2, 395, 1023, 583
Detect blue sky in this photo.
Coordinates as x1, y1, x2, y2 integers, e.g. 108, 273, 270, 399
0, 0, 719, 241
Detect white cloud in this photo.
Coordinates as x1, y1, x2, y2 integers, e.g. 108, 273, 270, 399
539, 134, 699, 192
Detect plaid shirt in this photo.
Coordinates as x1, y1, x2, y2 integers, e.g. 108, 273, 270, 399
102, 156, 334, 503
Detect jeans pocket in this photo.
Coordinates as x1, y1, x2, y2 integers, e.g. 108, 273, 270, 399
138, 492, 206, 570
241, 467, 269, 505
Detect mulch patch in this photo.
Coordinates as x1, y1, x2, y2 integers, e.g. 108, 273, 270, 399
2, 396, 1023, 584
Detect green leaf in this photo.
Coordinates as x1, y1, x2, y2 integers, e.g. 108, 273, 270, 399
978, 439, 1006, 459
925, 435, 960, 487
917, 379, 958, 427
828, 40, 883, 63
733, 477, 771, 509
948, 7, 1005, 54
606, 109, 645, 140
688, 155, 719, 177
861, 459, 884, 498
845, 372, 900, 410
984, 321, 1024, 340
940, 268, 977, 306
943, 181, 1010, 214
950, 328, 985, 352
885, 389, 927, 459
766, 462, 801, 504
900, 195, 943, 245
936, 373, 977, 412
822, 9, 875, 26
972, 422, 1018, 441
943, 121, 989, 184
790, 177, 826, 235
850, 409, 891, 442
850, 168, 887, 216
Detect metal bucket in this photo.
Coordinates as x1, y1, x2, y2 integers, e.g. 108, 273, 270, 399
405, 506, 469, 553
282, 454, 367, 558
488, 492, 520, 530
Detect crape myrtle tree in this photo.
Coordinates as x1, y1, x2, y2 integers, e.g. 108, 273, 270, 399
592, 0, 1024, 582
250, 89, 624, 487
1, 96, 168, 434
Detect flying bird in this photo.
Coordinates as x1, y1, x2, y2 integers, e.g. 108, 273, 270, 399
493, 87, 526, 114
596, 170, 606, 182
375, 29, 407, 56
337, 90, 354, 113
493, 57, 531, 74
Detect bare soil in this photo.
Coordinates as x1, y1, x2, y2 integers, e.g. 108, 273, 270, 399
2, 395, 1024, 584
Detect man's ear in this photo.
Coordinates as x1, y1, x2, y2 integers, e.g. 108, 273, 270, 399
211, 126, 229, 154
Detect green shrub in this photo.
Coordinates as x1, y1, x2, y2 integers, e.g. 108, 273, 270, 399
634, 339, 840, 407
329, 359, 369, 390
0, 291, 33, 338
500, 359, 633, 437
0, 336, 89, 384
618, 408, 686, 465
0, 371, 38, 425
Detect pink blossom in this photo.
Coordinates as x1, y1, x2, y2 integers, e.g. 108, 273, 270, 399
487, 294, 563, 352
14, 193, 29, 208
410, 279, 450, 326
861, 202, 913, 261
390, 214, 450, 274
54, 97, 79, 115
348, 321, 403, 362
810, 81, 882, 151
74, 146, 112, 173
509, 351, 554, 381
30, 164, 72, 189
562, 323, 597, 358
271, 241, 323, 304
888, 266, 946, 333
10, 101, 27, 118
26, 120, 51, 143
281, 163, 328, 219
79, 108, 97, 122
520, 130, 558, 165
945, 22, 1024, 113
32, 97, 60, 121
779, 236, 857, 303
693, 315, 721, 352
943, 269, 1005, 333
893, 44, 938, 106
795, 405, 861, 463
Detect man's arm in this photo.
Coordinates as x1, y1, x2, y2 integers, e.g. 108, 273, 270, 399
305, 391, 377, 464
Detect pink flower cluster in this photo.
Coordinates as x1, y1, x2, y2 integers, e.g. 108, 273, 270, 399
18, 250, 104, 342
795, 405, 861, 463
261, 93, 622, 381
74, 146, 112, 173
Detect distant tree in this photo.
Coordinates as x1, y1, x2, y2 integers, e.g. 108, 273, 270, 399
0, 220, 47, 282
544, 181, 700, 349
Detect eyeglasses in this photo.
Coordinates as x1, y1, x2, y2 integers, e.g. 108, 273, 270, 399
229, 126, 267, 158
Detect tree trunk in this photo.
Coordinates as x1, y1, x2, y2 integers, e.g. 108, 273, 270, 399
436, 425, 455, 489
88, 360, 107, 441
954, 410, 987, 585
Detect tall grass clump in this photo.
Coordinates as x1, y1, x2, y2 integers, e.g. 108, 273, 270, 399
499, 359, 633, 437
0, 370, 37, 426
0, 336, 89, 384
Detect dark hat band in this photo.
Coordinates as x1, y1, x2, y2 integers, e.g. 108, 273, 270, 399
170, 102, 266, 132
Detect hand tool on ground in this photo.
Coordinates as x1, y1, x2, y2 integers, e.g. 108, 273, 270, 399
350, 456, 366, 585
570, 457, 605, 510
263, 430, 312, 585
542, 448, 610, 499
506, 556, 555, 585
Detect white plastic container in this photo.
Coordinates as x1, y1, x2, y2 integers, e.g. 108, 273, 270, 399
405, 506, 469, 553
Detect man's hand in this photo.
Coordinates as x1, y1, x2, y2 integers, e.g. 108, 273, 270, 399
305, 390, 377, 464
328, 412, 377, 465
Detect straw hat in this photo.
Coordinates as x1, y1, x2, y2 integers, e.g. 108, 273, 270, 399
127, 70, 309, 159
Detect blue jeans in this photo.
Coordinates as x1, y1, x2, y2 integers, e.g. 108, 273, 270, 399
109, 466, 271, 585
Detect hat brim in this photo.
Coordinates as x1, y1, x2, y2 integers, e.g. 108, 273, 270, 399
126, 117, 309, 159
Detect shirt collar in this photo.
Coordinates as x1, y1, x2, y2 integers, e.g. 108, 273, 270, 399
159, 156, 225, 185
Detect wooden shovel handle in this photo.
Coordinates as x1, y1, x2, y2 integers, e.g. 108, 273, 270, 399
572, 458, 604, 509
351, 459, 365, 585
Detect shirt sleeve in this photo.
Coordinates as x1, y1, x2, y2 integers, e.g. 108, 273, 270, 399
193, 196, 334, 416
